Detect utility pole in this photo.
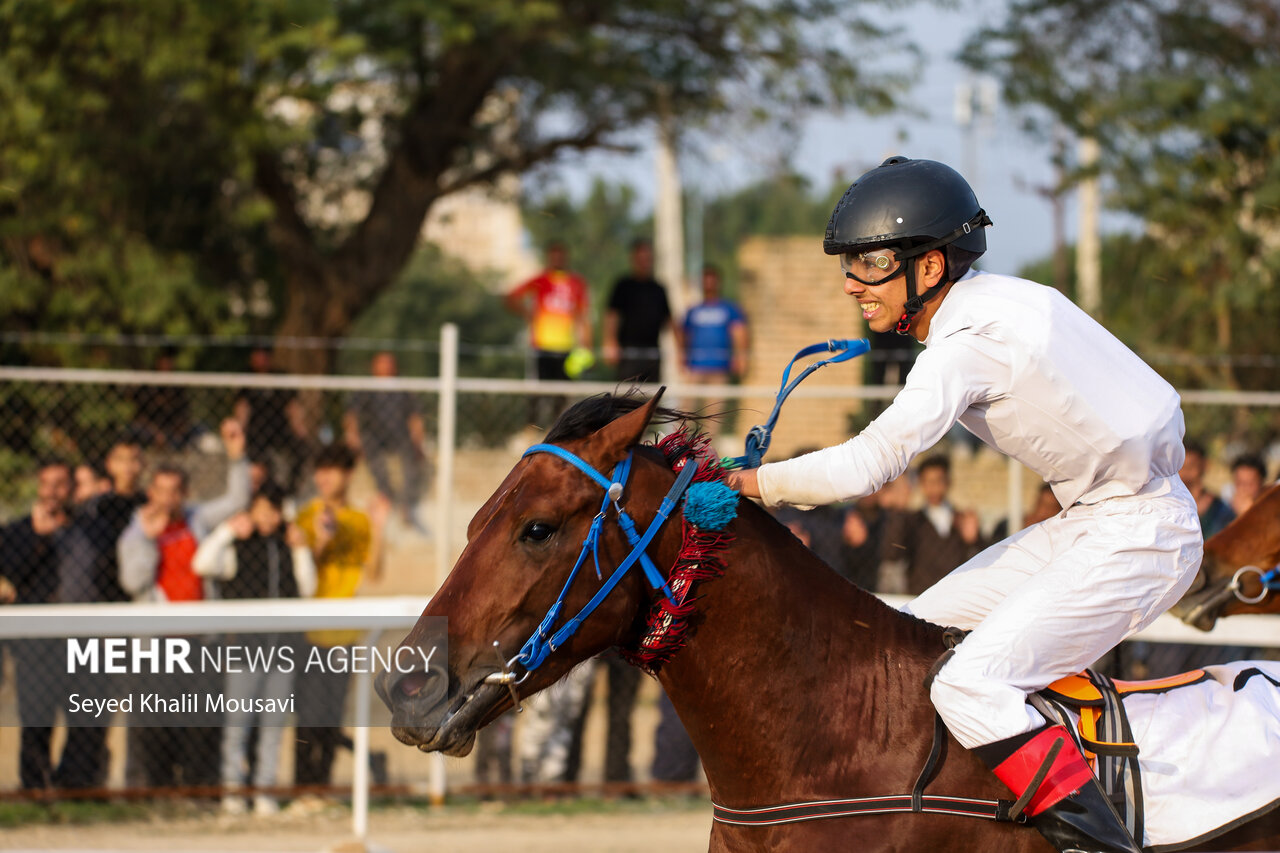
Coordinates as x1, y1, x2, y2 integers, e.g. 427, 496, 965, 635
1076, 134, 1102, 316
955, 77, 998, 199
654, 94, 686, 383
1014, 127, 1070, 290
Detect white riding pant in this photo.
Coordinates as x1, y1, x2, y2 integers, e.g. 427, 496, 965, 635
903, 476, 1202, 750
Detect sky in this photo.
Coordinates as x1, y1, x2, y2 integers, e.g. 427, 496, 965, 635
535, 1, 1111, 277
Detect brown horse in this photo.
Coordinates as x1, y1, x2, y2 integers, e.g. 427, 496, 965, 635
378, 393, 1280, 852
1173, 482, 1280, 630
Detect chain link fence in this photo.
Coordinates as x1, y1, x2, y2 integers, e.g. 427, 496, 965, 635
2, 330, 1278, 807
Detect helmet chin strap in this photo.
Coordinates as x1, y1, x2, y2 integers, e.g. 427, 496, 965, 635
893, 253, 946, 336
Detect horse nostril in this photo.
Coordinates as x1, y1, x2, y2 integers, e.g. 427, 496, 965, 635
398, 671, 430, 698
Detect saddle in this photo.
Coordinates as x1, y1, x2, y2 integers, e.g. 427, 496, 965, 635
1031, 667, 1212, 845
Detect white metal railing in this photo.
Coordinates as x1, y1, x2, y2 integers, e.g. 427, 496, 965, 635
0, 597, 435, 842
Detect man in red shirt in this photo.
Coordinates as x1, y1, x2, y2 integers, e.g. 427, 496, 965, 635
117, 418, 249, 789
506, 241, 593, 427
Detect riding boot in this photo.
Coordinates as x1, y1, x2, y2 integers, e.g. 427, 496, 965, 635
973, 724, 1142, 853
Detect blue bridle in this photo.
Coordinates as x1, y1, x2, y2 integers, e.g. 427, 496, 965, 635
497, 442, 701, 682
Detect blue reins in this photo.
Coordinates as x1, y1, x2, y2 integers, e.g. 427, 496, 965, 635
724, 338, 871, 469
506, 444, 700, 676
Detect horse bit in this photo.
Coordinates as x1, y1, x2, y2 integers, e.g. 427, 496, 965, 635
1230, 564, 1280, 605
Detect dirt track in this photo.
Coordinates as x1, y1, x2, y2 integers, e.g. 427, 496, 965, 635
0, 802, 713, 853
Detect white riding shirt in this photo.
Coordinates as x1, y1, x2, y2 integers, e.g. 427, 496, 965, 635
756, 270, 1186, 509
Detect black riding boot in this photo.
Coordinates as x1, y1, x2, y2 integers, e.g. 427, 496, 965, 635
973, 725, 1142, 853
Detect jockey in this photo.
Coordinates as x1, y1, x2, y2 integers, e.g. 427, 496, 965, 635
731, 156, 1201, 853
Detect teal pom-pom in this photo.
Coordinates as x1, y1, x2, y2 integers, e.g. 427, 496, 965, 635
682, 481, 739, 530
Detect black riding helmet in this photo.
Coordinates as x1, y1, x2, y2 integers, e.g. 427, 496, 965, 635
824, 157, 992, 335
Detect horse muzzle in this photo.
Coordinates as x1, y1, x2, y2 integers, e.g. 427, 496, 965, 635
377, 663, 507, 757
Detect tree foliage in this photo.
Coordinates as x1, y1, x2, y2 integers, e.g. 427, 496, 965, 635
0, 0, 915, 371
962, 0, 1280, 391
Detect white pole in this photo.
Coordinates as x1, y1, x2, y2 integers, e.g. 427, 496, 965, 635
429, 753, 447, 807
351, 630, 376, 842
1077, 135, 1102, 316
655, 103, 686, 388
435, 323, 459, 589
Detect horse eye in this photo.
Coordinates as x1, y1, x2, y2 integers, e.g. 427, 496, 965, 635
521, 521, 557, 544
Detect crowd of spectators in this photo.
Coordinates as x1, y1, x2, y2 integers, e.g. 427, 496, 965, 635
0, 357, 406, 811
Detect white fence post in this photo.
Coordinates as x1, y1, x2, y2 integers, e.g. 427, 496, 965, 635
351, 629, 376, 842
435, 323, 459, 590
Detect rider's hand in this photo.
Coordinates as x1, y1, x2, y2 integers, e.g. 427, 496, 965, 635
725, 468, 760, 500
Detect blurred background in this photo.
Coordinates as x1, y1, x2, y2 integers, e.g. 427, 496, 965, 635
1, 0, 1278, 850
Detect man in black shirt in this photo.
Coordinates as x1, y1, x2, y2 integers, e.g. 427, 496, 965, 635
343, 351, 430, 533
234, 348, 310, 494
603, 238, 672, 383
2, 460, 73, 789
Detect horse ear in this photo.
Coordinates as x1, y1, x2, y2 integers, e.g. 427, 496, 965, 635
589, 389, 666, 462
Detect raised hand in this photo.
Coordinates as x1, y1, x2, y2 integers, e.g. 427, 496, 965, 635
220, 417, 246, 460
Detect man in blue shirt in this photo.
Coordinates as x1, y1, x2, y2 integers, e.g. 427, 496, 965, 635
679, 263, 749, 383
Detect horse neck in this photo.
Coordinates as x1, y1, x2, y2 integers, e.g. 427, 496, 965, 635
654, 501, 945, 805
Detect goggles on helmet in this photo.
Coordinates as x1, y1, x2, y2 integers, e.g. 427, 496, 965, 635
840, 248, 906, 285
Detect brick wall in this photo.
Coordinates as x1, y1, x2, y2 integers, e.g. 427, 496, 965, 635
737, 235, 866, 458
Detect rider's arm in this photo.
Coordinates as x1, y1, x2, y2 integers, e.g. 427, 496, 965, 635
755, 336, 1007, 509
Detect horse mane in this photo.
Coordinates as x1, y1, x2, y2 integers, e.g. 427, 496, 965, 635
544, 390, 710, 443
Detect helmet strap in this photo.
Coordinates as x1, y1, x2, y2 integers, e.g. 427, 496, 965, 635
894, 251, 947, 336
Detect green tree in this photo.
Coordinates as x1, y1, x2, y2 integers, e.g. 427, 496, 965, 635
700, 170, 845, 294
961, 0, 1280, 391
1, 0, 915, 372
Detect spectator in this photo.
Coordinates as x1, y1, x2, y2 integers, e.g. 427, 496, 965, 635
989, 483, 1064, 542
58, 439, 145, 606
194, 481, 316, 816
650, 687, 699, 784
1180, 441, 1235, 537
867, 474, 912, 594
1, 460, 73, 789
293, 444, 389, 795
882, 456, 984, 595
234, 347, 311, 494
563, 649, 640, 785
517, 665, 595, 783
117, 419, 250, 789
676, 264, 748, 429
774, 504, 849, 573
127, 349, 198, 449
473, 711, 515, 787
119, 419, 250, 602
1229, 454, 1268, 517
73, 461, 112, 504
48, 442, 146, 789
505, 241, 593, 428
603, 238, 672, 383
836, 501, 886, 591
343, 351, 429, 534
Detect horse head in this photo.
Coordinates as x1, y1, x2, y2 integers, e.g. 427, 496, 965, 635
1171, 482, 1280, 630
376, 392, 685, 756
